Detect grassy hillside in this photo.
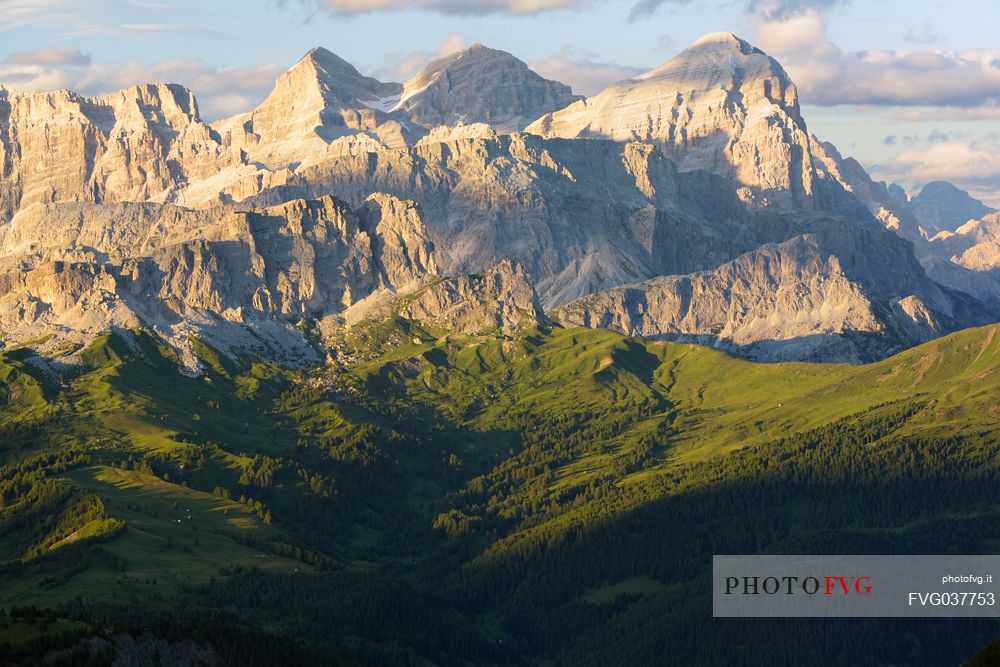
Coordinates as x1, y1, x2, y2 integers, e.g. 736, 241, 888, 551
1, 322, 999, 664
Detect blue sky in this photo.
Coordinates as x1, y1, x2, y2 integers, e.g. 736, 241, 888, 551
1, 0, 998, 204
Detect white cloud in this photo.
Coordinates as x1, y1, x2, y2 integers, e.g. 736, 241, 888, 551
751, 9, 1000, 108
0, 0, 192, 34
437, 32, 467, 57
3, 46, 91, 66
628, 0, 847, 21
530, 47, 644, 96
0, 0, 76, 31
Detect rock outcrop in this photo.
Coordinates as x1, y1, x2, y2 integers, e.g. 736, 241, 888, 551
928, 213, 1000, 275
400, 259, 543, 333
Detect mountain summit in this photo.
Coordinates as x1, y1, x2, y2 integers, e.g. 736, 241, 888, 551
287, 47, 401, 110
215, 47, 405, 168
396, 44, 581, 132
526, 32, 815, 209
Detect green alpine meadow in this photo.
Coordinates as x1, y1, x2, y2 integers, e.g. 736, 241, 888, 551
3, 320, 1000, 663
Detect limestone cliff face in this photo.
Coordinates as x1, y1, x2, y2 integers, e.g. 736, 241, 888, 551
362, 193, 438, 290
0, 258, 141, 342
127, 193, 436, 319
0, 83, 238, 221
554, 221, 987, 362
397, 45, 581, 133
240, 133, 767, 307
807, 139, 923, 241
400, 260, 542, 333
0, 194, 438, 359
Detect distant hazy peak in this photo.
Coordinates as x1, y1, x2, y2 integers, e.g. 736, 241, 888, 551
911, 180, 998, 234
918, 180, 989, 201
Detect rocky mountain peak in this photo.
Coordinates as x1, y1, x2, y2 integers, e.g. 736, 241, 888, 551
287, 47, 400, 105
400, 259, 544, 333
397, 43, 581, 132
637, 31, 772, 81
632, 30, 798, 109
688, 31, 754, 50
527, 32, 810, 209
219, 47, 404, 168
98, 82, 203, 131
661, 31, 794, 108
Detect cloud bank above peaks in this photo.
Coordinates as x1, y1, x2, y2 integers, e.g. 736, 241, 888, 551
627, 0, 846, 20
751, 8, 1000, 108
302, 0, 852, 19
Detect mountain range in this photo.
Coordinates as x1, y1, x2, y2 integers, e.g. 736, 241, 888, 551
1, 32, 998, 364
5, 29, 1000, 666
